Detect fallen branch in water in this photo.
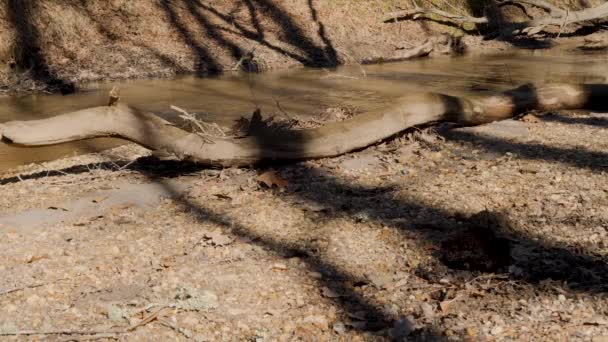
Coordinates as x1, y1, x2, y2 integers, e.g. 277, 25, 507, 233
361, 40, 435, 64
383, 0, 608, 36
0, 84, 607, 167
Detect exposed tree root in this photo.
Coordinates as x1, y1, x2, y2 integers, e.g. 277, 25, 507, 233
383, 0, 608, 36
383, 3, 488, 26
0, 84, 607, 167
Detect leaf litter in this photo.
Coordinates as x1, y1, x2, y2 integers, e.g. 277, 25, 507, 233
0, 110, 606, 340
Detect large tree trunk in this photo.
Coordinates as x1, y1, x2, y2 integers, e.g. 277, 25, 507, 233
1, 83, 607, 167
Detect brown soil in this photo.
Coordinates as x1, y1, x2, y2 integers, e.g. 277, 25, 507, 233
0, 109, 607, 341
0, 0, 577, 95
0, 0, 427, 94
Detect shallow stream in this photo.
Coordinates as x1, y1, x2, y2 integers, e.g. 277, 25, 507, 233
0, 49, 606, 170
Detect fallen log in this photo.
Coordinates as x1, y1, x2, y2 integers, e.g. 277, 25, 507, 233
383, 0, 608, 36
0, 83, 606, 167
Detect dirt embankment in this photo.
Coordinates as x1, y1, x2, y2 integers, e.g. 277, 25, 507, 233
0, 0, 525, 95
0, 0, 419, 93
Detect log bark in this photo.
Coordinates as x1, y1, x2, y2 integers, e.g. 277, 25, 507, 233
521, 2, 608, 29
1, 83, 607, 167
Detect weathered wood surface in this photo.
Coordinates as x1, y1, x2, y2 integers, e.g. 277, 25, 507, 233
1, 83, 606, 167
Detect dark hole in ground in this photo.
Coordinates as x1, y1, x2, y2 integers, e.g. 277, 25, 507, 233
438, 211, 513, 273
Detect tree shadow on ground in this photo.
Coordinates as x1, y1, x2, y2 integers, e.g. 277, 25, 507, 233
154, 179, 447, 340
441, 130, 608, 172
172, 0, 339, 71
3, 117, 607, 338
3, 78, 607, 338
5, 1, 75, 94
158, 0, 222, 76
131, 97, 608, 335
536, 112, 608, 128
129, 131, 607, 338
242, 0, 338, 67
71, 1, 186, 73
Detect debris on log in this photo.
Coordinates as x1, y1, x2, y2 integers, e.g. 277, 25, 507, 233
0, 83, 607, 167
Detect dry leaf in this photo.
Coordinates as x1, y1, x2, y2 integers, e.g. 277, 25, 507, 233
439, 300, 453, 314
256, 170, 289, 188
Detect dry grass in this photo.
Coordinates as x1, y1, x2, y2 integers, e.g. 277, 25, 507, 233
0, 0, 481, 93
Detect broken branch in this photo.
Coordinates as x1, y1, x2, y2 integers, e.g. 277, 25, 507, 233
0, 84, 606, 167
497, 0, 566, 16
383, 6, 488, 25
384, 1, 608, 36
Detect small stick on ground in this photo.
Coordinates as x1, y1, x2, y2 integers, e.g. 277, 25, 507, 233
127, 305, 171, 332
0, 283, 46, 296
0, 329, 126, 337
0, 278, 67, 296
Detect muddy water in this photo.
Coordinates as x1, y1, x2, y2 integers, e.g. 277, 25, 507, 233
0, 49, 606, 170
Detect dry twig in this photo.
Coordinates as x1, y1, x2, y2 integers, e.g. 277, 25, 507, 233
171, 105, 226, 142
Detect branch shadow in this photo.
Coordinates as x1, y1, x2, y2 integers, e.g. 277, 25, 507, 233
71, 0, 187, 73
4, 82, 607, 338
69, 117, 443, 338
192, 0, 339, 68
150, 178, 447, 340
247, 0, 338, 67
182, 0, 257, 72
306, 0, 339, 67
276, 166, 608, 293
5, 0, 75, 94
126, 125, 608, 338
158, 0, 222, 76
441, 130, 608, 172
537, 112, 608, 128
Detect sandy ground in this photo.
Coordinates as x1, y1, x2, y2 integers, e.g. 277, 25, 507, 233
0, 108, 607, 341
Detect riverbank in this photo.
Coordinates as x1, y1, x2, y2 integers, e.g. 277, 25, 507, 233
1, 109, 607, 340
1, 2, 607, 340
3, 0, 603, 95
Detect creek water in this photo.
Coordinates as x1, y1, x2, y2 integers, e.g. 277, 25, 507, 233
0, 49, 606, 170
